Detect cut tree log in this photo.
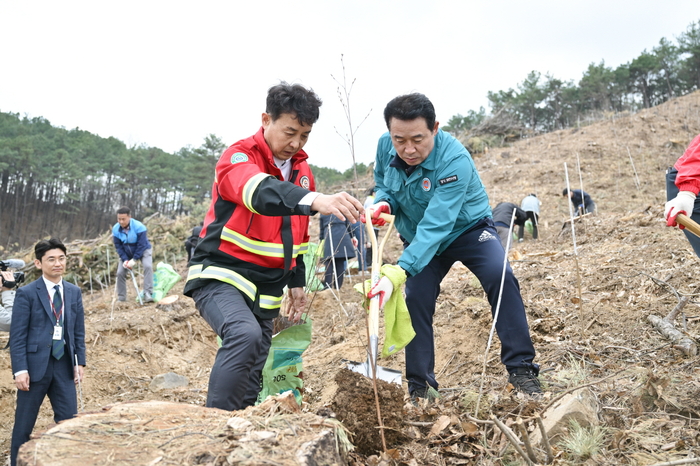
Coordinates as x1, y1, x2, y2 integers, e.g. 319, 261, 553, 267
17, 393, 350, 466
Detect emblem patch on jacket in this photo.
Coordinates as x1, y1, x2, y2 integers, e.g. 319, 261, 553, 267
230, 152, 249, 164
439, 175, 458, 185
300, 176, 310, 189
422, 178, 431, 191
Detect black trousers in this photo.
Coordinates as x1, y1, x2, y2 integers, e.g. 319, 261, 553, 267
192, 281, 273, 411
518, 211, 539, 240
323, 257, 347, 289
403, 219, 537, 396
11, 354, 76, 466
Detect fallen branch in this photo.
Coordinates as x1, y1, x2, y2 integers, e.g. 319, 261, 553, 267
535, 414, 553, 464
516, 417, 539, 464
647, 296, 697, 356
491, 416, 532, 466
647, 458, 700, 466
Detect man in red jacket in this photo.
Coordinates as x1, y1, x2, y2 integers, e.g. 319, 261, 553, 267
184, 82, 363, 411
666, 134, 700, 257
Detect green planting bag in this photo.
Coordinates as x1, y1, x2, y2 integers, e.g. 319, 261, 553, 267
151, 262, 181, 302
256, 317, 312, 405
304, 242, 325, 292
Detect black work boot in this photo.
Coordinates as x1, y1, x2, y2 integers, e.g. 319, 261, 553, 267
508, 367, 543, 397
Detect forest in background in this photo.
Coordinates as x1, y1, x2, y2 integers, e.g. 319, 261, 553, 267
442, 19, 700, 150
1, 19, 698, 252
0, 111, 368, 252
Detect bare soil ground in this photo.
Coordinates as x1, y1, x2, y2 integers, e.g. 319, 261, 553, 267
2, 91, 700, 465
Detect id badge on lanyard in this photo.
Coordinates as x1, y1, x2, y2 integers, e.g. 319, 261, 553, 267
49, 288, 63, 341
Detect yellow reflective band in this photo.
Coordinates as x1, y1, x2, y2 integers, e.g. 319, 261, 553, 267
259, 294, 283, 310
242, 173, 271, 214
298, 242, 309, 255
186, 264, 203, 281
222, 228, 284, 258
186, 264, 257, 302
221, 228, 306, 259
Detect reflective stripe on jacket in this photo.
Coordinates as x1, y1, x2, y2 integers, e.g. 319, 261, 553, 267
184, 127, 316, 319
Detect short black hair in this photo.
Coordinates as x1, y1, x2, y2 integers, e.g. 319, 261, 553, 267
266, 82, 322, 127
383, 93, 436, 130
562, 188, 569, 196
35, 238, 67, 262
117, 206, 131, 215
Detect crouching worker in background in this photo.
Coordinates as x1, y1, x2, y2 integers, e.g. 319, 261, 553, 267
112, 206, 154, 303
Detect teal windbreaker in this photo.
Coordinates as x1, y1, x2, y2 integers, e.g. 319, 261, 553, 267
374, 129, 491, 277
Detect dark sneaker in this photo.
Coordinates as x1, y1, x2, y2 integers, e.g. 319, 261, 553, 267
143, 294, 154, 303
409, 386, 440, 405
508, 368, 542, 396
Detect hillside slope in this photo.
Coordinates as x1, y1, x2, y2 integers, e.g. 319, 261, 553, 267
1, 91, 700, 465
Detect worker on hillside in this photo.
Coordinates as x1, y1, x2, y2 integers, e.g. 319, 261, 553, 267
562, 188, 596, 215
519, 193, 541, 241
665, 133, 700, 257
491, 202, 527, 249
365, 93, 542, 401
112, 207, 153, 303
183, 82, 364, 411
319, 213, 357, 290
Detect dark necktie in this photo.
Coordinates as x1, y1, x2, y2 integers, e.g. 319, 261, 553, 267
52, 285, 64, 360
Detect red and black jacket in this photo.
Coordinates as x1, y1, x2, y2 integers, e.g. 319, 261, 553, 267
184, 127, 316, 319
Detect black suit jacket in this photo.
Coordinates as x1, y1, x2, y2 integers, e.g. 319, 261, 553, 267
10, 278, 86, 381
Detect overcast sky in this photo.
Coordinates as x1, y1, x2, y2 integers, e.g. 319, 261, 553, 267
1, 1, 699, 171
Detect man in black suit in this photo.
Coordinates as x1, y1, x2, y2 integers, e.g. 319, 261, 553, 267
9, 238, 86, 466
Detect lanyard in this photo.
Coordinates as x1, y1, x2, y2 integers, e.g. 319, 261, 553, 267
48, 288, 63, 325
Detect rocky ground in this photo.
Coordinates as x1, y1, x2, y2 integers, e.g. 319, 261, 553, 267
1, 92, 700, 465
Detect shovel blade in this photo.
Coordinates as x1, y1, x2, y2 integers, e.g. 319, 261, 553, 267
345, 359, 403, 385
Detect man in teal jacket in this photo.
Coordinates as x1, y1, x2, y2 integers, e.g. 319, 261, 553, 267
367, 93, 541, 399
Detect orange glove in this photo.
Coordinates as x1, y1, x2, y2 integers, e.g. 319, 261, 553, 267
360, 202, 391, 226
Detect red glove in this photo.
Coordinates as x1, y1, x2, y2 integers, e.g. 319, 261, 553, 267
367, 276, 393, 309
360, 202, 391, 226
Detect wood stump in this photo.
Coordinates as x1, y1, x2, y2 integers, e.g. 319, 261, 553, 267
18, 393, 350, 465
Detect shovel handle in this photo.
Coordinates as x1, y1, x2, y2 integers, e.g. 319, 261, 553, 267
677, 214, 700, 238
364, 210, 395, 369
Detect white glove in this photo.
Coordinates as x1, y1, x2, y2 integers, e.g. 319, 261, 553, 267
367, 276, 393, 309
124, 259, 135, 270
665, 191, 696, 228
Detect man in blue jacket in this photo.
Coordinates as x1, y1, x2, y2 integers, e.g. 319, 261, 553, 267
112, 206, 153, 302
367, 93, 541, 400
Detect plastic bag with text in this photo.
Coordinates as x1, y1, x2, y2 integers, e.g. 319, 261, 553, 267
256, 317, 312, 405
